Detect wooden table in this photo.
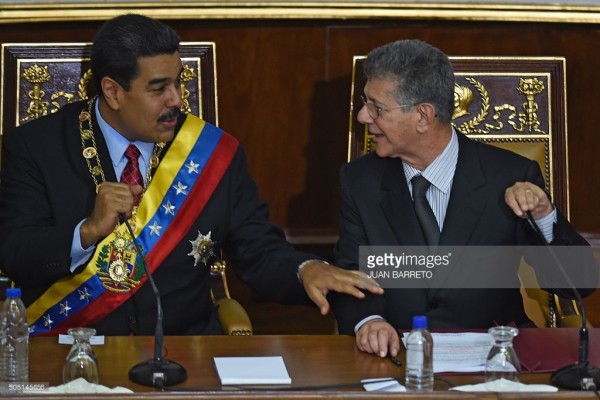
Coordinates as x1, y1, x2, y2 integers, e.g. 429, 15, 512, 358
19, 334, 598, 399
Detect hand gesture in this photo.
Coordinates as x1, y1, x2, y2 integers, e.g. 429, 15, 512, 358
356, 318, 400, 358
80, 182, 143, 248
504, 182, 553, 220
299, 262, 384, 315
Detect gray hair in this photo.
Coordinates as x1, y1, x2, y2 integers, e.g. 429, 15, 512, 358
362, 39, 455, 123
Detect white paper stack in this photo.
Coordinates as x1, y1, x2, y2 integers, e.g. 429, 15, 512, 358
214, 356, 292, 385
402, 332, 493, 373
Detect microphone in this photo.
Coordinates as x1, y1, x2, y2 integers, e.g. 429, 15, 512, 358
525, 211, 600, 390
121, 215, 187, 388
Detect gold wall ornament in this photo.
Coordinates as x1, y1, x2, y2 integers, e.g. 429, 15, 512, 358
452, 77, 491, 134
77, 68, 93, 100
451, 76, 546, 135
179, 64, 197, 115
21, 63, 82, 122
3, 42, 215, 138
21, 64, 51, 122
49, 91, 75, 114
516, 77, 545, 134
22, 62, 198, 124
452, 82, 474, 120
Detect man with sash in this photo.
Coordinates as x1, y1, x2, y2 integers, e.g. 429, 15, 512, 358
0, 14, 382, 336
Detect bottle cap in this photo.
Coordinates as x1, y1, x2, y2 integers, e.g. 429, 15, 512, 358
5, 287, 21, 298
412, 315, 428, 329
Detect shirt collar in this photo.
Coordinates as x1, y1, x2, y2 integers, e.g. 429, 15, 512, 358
94, 99, 155, 169
403, 128, 459, 194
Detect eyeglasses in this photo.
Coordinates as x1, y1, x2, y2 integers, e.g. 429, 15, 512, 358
360, 95, 413, 120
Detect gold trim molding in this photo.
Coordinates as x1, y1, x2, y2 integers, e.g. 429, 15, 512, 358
0, 2, 599, 24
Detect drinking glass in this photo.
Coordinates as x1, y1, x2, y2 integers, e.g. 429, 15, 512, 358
484, 326, 521, 387
62, 327, 99, 384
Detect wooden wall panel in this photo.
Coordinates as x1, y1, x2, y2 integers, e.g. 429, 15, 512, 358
1, 18, 599, 333
3, 20, 599, 235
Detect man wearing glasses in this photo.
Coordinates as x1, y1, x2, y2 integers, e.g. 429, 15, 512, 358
330, 39, 596, 359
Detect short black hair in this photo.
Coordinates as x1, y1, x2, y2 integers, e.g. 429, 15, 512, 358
91, 14, 181, 96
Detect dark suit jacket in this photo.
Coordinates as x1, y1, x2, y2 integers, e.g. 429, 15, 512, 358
0, 101, 314, 335
332, 132, 596, 334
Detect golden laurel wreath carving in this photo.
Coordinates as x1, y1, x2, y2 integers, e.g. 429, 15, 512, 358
452, 77, 490, 134
77, 68, 93, 100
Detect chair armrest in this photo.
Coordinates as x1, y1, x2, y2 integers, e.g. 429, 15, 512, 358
554, 296, 593, 328
215, 298, 253, 335
559, 315, 586, 328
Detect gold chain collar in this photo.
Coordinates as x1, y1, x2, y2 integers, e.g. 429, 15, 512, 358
79, 97, 165, 193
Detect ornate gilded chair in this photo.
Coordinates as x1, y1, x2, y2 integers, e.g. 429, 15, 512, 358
348, 55, 582, 328
0, 42, 252, 335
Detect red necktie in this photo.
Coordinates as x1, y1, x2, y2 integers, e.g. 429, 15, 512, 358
120, 144, 143, 206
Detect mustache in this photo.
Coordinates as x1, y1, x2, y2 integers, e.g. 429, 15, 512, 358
158, 107, 181, 122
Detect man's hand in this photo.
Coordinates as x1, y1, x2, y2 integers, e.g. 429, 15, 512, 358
299, 261, 384, 315
356, 318, 400, 358
505, 181, 553, 220
80, 182, 143, 248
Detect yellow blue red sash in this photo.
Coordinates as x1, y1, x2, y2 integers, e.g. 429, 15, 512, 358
27, 114, 239, 335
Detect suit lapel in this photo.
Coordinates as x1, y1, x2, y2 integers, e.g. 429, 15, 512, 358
440, 133, 487, 246
90, 114, 118, 183
380, 159, 427, 246
378, 134, 488, 247
376, 134, 493, 302
429, 133, 487, 299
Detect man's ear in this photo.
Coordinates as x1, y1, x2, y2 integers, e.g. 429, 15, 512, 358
100, 77, 122, 110
415, 103, 437, 132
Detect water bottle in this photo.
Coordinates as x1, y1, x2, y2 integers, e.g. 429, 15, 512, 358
405, 315, 433, 391
0, 288, 29, 382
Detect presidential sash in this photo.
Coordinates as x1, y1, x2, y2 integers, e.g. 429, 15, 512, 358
28, 114, 239, 335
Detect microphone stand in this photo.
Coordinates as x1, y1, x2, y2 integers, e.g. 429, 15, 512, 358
122, 217, 187, 388
526, 212, 600, 390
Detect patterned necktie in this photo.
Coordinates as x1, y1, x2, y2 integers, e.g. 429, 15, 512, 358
120, 144, 143, 206
411, 175, 440, 245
